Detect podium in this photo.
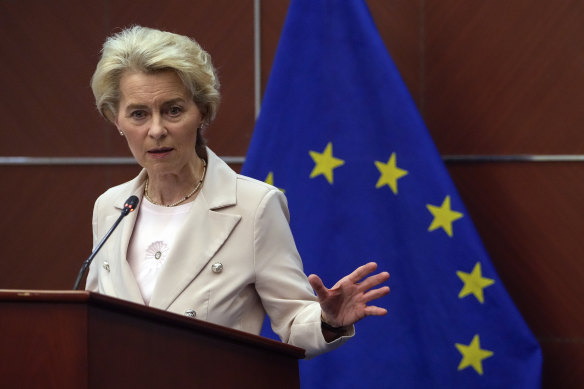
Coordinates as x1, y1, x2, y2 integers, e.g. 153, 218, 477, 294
0, 290, 303, 388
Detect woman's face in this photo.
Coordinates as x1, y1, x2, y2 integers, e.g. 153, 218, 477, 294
115, 70, 203, 177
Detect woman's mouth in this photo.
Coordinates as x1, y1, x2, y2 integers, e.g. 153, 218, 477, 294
148, 147, 174, 158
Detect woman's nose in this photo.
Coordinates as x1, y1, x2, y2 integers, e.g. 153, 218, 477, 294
148, 115, 167, 139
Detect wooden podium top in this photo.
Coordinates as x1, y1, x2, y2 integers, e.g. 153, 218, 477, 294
0, 289, 304, 388
0, 289, 304, 358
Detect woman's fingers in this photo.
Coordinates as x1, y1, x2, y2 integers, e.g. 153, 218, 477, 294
308, 273, 327, 298
358, 271, 390, 291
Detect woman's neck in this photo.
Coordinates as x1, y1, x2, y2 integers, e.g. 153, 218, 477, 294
145, 157, 206, 207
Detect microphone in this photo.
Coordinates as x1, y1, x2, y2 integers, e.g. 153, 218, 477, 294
73, 195, 139, 290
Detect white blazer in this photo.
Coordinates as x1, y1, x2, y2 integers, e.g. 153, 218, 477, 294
86, 148, 352, 358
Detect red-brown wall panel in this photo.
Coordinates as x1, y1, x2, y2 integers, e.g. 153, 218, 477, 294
0, 1, 109, 157
425, 0, 584, 154
0, 165, 141, 289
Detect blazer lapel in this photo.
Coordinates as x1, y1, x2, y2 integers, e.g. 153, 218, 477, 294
148, 193, 241, 310
107, 171, 147, 304
149, 149, 241, 310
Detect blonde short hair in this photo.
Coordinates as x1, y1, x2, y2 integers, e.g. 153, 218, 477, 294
91, 25, 220, 125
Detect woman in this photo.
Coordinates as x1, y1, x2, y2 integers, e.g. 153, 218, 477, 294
86, 26, 389, 358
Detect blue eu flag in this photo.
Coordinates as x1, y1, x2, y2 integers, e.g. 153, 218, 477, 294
242, 0, 542, 387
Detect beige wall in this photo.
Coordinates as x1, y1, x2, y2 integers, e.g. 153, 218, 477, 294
0, 0, 582, 385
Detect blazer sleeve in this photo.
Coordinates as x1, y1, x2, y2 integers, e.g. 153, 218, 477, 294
252, 188, 354, 359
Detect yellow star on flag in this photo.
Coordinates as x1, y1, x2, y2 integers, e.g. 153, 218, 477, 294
375, 153, 408, 194
426, 195, 464, 237
309, 142, 345, 184
457, 262, 495, 303
264, 172, 285, 192
455, 334, 494, 375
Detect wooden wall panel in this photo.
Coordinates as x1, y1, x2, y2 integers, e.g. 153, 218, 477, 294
0, 165, 141, 290
0, 1, 109, 157
425, 0, 584, 154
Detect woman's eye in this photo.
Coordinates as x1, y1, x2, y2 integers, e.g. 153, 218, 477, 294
168, 106, 182, 117
130, 110, 146, 119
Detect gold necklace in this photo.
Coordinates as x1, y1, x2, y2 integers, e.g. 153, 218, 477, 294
144, 159, 207, 207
